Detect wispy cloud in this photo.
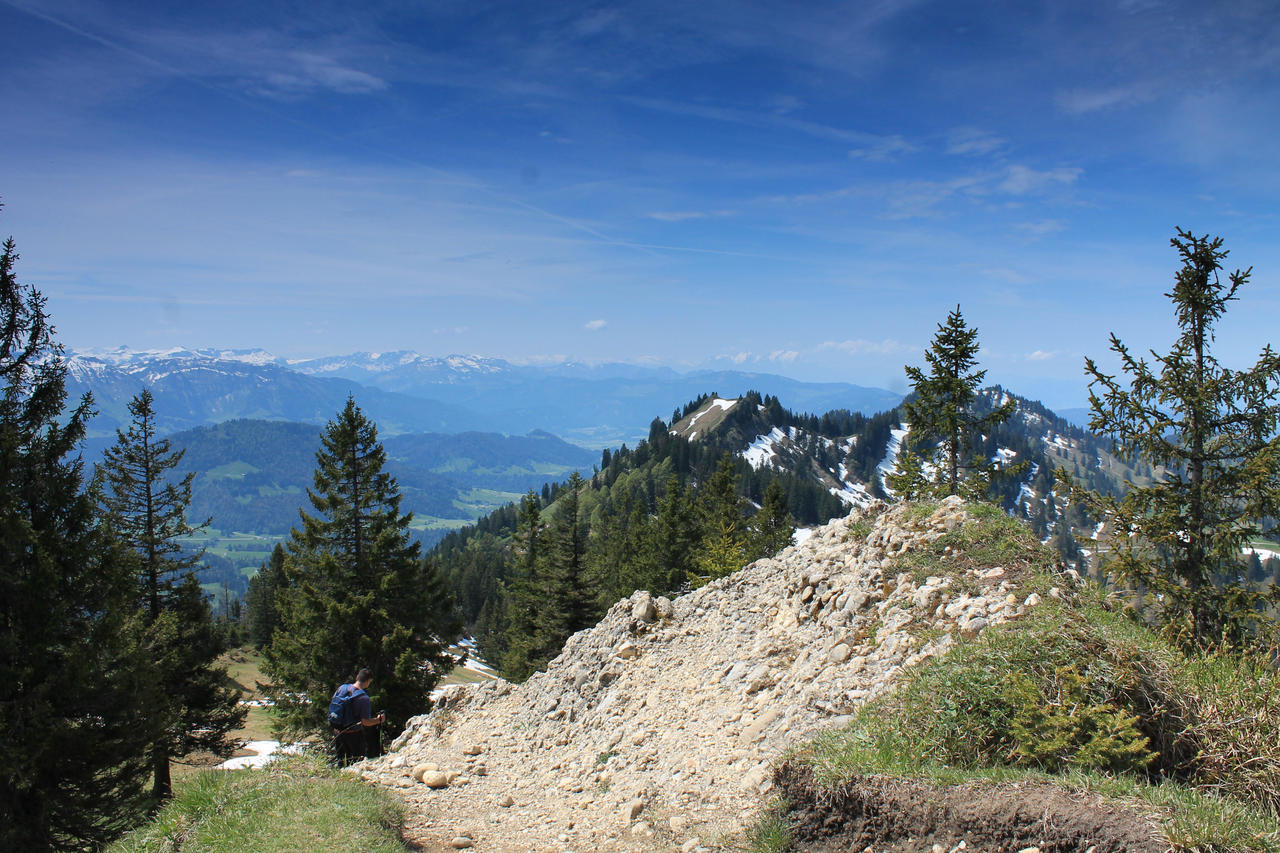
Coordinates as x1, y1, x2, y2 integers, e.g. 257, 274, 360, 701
252, 51, 386, 98
1014, 220, 1066, 237
946, 127, 1005, 157
819, 339, 911, 355
982, 268, 1034, 285
998, 165, 1082, 195
770, 349, 799, 363
624, 95, 913, 151
584, 319, 607, 330
646, 209, 736, 222
1055, 84, 1150, 115
848, 134, 915, 162
1027, 350, 1058, 361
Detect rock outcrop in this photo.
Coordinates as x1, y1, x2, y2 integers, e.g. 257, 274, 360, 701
354, 497, 1062, 852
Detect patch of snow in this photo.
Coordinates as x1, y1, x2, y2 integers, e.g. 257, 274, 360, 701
218, 740, 304, 770
742, 427, 786, 470
682, 397, 738, 436
792, 527, 815, 547
1244, 546, 1280, 562
829, 481, 874, 509
876, 423, 910, 494
993, 447, 1017, 464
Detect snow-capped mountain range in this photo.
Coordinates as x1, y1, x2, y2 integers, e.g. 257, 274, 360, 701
65, 347, 904, 447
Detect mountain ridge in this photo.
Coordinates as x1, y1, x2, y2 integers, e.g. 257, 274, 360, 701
66, 347, 903, 447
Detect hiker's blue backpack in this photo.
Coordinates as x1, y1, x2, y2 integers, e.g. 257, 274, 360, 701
328, 684, 364, 729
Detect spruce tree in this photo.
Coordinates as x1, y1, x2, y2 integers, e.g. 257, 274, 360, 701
585, 489, 648, 608
246, 542, 287, 649
1, 217, 157, 850
1074, 230, 1280, 646
267, 397, 458, 734
900, 305, 1015, 498
98, 388, 243, 799
647, 475, 697, 593
543, 471, 592, 644
749, 478, 795, 558
501, 490, 547, 680
691, 453, 748, 585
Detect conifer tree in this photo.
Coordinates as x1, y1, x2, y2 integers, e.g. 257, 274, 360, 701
691, 453, 748, 585
1, 215, 157, 850
585, 489, 650, 607
98, 388, 243, 800
900, 305, 1014, 498
749, 478, 795, 558
647, 475, 697, 593
246, 542, 287, 648
884, 441, 930, 500
1073, 230, 1280, 646
543, 471, 592, 642
501, 490, 547, 680
267, 398, 458, 733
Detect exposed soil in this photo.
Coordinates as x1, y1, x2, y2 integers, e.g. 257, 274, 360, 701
774, 762, 1169, 853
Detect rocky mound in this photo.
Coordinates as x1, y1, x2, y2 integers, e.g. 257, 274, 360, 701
353, 497, 1068, 852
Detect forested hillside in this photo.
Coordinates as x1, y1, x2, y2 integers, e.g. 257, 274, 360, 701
430, 384, 1219, 678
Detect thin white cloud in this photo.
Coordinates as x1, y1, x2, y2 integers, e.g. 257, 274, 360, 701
646, 209, 735, 222
769, 349, 799, 363
255, 51, 386, 97
819, 339, 910, 355
624, 95, 913, 151
584, 319, 607, 330
1014, 220, 1066, 237
1028, 350, 1057, 361
1055, 84, 1151, 115
998, 165, 1081, 195
982, 268, 1034, 285
847, 134, 915, 162
946, 127, 1005, 157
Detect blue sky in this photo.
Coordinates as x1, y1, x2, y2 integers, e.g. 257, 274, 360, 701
1, 0, 1277, 409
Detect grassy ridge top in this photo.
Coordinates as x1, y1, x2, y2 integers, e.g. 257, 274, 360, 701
108, 755, 408, 853
759, 503, 1280, 852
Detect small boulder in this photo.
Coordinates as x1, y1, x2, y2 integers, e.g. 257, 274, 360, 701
421, 771, 450, 789
412, 763, 441, 782
623, 798, 645, 822
449, 837, 474, 849
631, 593, 658, 623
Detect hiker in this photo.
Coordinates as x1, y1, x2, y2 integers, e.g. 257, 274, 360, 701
329, 668, 386, 764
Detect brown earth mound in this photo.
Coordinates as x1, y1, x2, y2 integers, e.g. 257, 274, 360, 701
774, 762, 1168, 853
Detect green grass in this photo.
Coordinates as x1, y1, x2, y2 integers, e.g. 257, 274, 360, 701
784, 590, 1280, 851
742, 798, 793, 853
888, 500, 1059, 589
407, 515, 475, 531
107, 754, 409, 853
204, 461, 259, 479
